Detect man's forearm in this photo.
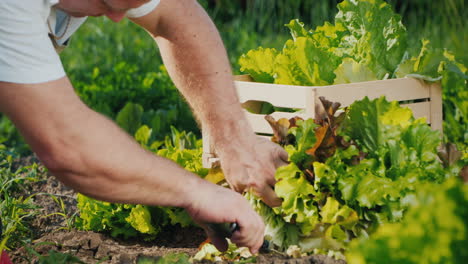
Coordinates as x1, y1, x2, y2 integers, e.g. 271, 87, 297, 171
133, 0, 255, 152
0, 78, 204, 208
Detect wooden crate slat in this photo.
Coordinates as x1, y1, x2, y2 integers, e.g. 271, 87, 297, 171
314, 78, 431, 106
429, 82, 443, 132
236, 81, 310, 108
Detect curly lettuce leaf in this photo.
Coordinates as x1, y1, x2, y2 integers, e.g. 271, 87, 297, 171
274, 163, 319, 234
247, 193, 300, 250
239, 47, 279, 83
76, 194, 139, 239
286, 119, 318, 166
275, 37, 342, 86
333, 58, 378, 84
396, 40, 468, 147
346, 178, 468, 264
285, 19, 311, 40
335, 0, 407, 79
126, 205, 158, 235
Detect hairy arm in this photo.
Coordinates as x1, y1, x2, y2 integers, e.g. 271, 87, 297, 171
0, 78, 198, 206
131, 0, 288, 207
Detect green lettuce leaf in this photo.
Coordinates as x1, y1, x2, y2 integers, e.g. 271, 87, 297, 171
333, 58, 378, 84
394, 39, 467, 148
335, 0, 407, 79
346, 178, 468, 264
343, 97, 414, 153
274, 37, 341, 86
285, 19, 311, 40
126, 205, 158, 235
286, 119, 318, 166
274, 163, 319, 234
116, 102, 144, 135
238, 47, 279, 83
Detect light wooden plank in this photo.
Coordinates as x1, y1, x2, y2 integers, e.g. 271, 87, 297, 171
236, 81, 311, 108
235, 78, 432, 109
314, 78, 431, 106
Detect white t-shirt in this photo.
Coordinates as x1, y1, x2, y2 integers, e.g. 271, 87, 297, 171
0, 0, 160, 84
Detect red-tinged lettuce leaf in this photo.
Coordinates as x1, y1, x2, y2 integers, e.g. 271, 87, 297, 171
1, 251, 13, 264
335, 0, 407, 79
306, 97, 347, 162
264, 116, 302, 146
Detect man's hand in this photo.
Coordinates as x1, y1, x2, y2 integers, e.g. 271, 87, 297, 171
217, 135, 289, 207
186, 181, 265, 253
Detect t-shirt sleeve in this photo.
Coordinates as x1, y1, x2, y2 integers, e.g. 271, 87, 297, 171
126, 0, 161, 18
0, 0, 66, 84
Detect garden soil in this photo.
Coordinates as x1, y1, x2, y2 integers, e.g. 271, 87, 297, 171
9, 157, 345, 264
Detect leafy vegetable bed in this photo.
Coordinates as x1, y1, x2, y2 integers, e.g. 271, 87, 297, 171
69, 0, 466, 263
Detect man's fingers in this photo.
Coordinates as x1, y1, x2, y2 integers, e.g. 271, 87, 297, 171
256, 185, 281, 207
275, 146, 289, 168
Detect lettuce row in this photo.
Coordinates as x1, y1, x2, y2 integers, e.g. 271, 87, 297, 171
254, 97, 459, 254
76, 127, 206, 239
346, 177, 468, 264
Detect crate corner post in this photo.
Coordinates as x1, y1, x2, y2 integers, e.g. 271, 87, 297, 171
429, 82, 443, 134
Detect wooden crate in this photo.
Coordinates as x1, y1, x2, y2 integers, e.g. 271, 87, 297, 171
202, 76, 442, 168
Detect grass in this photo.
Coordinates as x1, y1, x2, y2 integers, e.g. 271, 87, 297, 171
0, 150, 41, 250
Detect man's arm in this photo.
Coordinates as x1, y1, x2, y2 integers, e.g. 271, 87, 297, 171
0, 78, 264, 253
130, 0, 288, 207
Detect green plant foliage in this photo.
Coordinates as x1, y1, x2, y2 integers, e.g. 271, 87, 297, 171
27, 249, 86, 264
238, 48, 279, 83
116, 102, 144, 136
239, 0, 407, 83
346, 177, 468, 264
0, 150, 41, 250
238, 0, 466, 149
250, 97, 461, 255
395, 40, 468, 149
335, 0, 408, 79
75, 127, 208, 239
137, 253, 190, 264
